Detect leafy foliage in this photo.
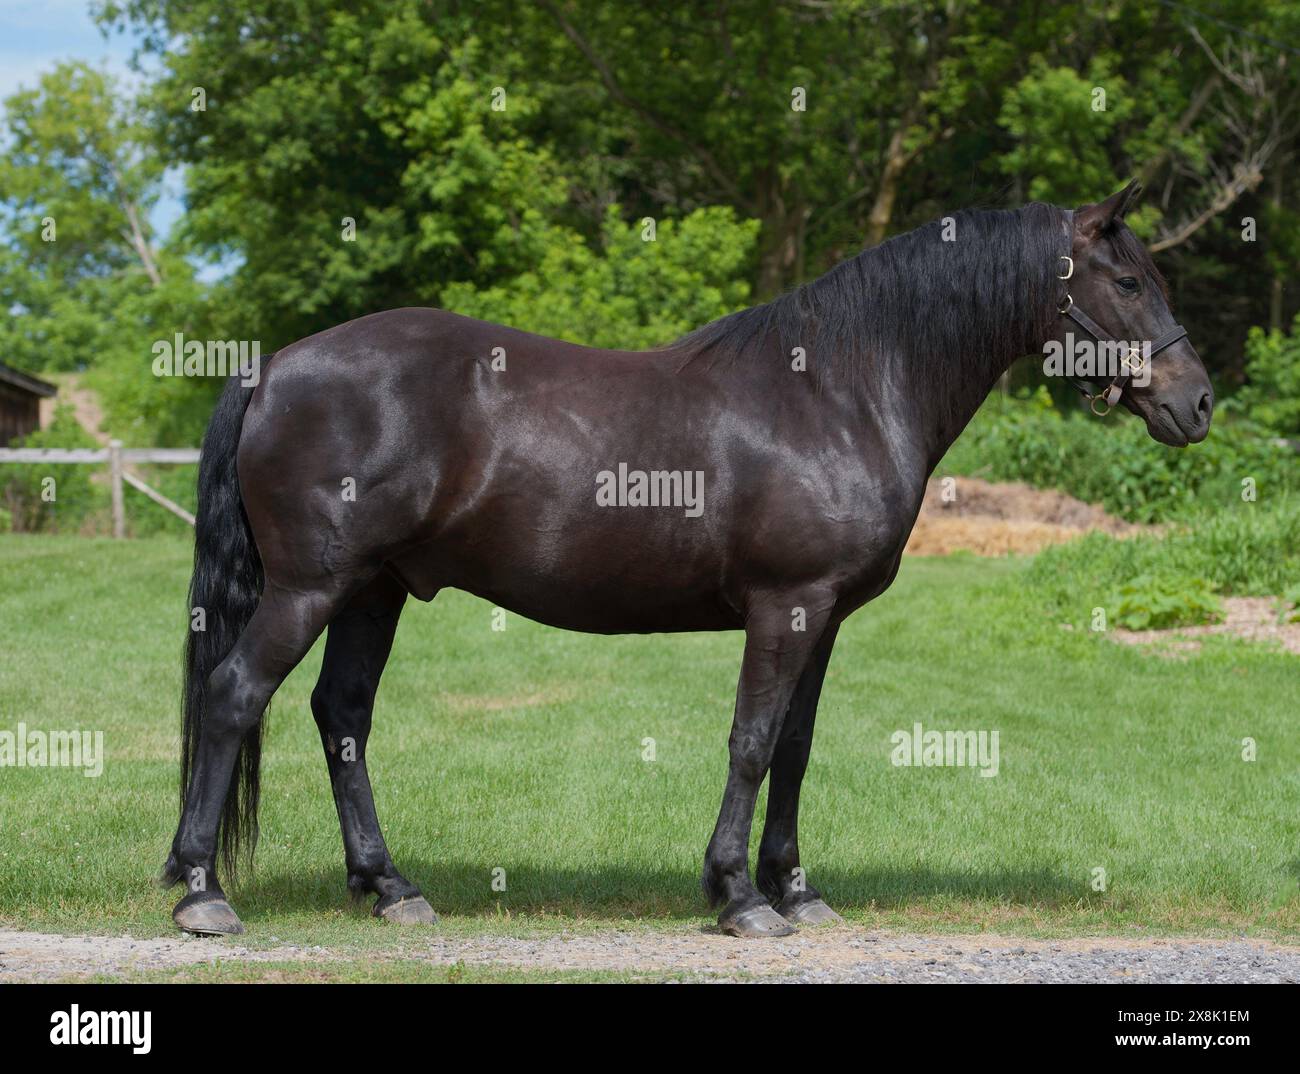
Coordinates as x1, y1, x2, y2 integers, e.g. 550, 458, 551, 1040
84, 0, 1300, 380
97, 2, 573, 347
1111, 574, 1223, 631
0, 61, 216, 448
1027, 498, 1300, 623
0, 404, 103, 534
1231, 313, 1300, 437
1276, 584, 1300, 624
442, 206, 758, 348
1, 0, 1297, 478
942, 390, 1299, 523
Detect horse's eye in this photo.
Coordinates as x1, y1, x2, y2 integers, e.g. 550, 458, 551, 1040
1116, 277, 1139, 294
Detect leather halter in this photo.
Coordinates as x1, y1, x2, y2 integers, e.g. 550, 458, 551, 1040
1055, 215, 1189, 416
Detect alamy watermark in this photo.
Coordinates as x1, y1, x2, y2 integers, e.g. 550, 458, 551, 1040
0, 722, 104, 776
1043, 333, 1151, 387
152, 333, 262, 387
595, 464, 704, 517
890, 721, 999, 777
50, 1005, 150, 1054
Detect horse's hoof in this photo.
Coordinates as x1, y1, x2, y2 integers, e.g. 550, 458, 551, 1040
775, 895, 844, 926
172, 891, 244, 936
374, 893, 437, 925
719, 901, 797, 938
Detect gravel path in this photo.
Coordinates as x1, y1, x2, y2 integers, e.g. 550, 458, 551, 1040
4, 927, 1298, 983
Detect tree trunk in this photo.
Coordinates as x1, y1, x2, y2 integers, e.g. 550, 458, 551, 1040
865, 123, 911, 249
1269, 163, 1284, 333
754, 168, 805, 299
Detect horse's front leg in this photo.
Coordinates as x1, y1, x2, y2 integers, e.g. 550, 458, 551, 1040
703, 589, 834, 937
756, 623, 843, 925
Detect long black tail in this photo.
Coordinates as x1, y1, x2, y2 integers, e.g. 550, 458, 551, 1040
178, 376, 263, 880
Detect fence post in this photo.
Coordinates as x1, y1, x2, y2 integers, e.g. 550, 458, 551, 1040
109, 439, 125, 539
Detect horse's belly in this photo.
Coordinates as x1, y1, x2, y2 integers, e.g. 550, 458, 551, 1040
386, 536, 741, 635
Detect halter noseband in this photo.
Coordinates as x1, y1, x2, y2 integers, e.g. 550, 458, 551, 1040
1055, 215, 1189, 416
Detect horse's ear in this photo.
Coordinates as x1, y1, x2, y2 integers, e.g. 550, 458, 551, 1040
1076, 179, 1142, 239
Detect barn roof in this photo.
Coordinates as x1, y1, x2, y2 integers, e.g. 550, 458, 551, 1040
0, 362, 56, 398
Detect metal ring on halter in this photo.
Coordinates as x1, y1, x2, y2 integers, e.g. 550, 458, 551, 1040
1057, 255, 1074, 280
1057, 291, 1073, 314
1090, 394, 1111, 417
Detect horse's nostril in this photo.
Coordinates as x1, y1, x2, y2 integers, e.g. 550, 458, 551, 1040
1197, 391, 1213, 418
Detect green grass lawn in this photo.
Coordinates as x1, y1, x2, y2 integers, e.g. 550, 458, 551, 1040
1, 534, 1297, 956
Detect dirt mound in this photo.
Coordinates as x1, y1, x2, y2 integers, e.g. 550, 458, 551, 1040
905, 477, 1140, 556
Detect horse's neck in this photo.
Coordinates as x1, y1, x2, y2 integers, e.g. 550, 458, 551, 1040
908, 351, 1022, 473
834, 312, 1032, 476
873, 208, 1062, 468
732, 318, 1029, 475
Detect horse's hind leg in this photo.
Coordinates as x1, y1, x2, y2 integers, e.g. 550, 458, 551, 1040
310, 570, 434, 925
168, 583, 346, 935
756, 624, 843, 926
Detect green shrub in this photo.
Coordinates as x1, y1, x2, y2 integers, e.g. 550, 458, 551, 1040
1027, 497, 1300, 625
942, 390, 1297, 523
1, 405, 105, 533
1277, 584, 1300, 625
1111, 574, 1223, 630
125, 463, 198, 537
0, 410, 195, 537
1231, 313, 1300, 437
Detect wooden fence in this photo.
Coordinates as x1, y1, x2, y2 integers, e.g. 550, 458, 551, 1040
0, 441, 199, 537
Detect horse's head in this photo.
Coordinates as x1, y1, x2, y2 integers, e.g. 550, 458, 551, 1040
1060, 181, 1213, 446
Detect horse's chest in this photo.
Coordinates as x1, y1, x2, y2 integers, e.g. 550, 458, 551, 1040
812, 474, 925, 608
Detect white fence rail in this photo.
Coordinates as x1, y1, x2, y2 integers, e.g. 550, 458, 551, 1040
0, 440, 200, 537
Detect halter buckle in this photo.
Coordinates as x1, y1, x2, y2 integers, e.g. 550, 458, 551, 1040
1057, 255, 1074, 281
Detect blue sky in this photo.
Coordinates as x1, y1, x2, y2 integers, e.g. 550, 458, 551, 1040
0, 0, 186, 239
0, 0, 137, 102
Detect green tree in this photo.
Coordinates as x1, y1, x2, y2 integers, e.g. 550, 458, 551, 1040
443, 205, 759, 348
76, 0, 1300, 397
0, 61, 214, 444
993, 0, 1300, 382
98, 0, 573, 348
0, 62, 166, 373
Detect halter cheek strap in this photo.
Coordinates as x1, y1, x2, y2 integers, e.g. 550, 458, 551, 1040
1056, 215, 1189, 416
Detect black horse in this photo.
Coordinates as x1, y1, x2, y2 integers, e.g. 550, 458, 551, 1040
163, 182, 1212, 938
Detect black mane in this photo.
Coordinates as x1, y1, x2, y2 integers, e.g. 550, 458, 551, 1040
677, 203, 1073, 419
